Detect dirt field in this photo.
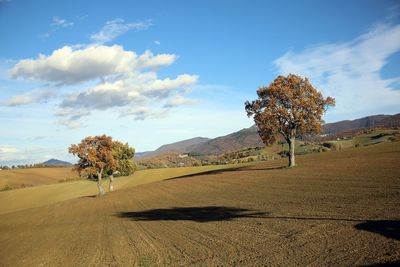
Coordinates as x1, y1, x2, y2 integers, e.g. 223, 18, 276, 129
0, 142, 399, 266
0, 164, 251, 215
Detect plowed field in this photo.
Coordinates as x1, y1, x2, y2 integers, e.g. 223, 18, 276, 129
0, 142, 399, 266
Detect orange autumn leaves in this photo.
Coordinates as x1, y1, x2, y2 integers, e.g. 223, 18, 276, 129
245, 74, 335, 166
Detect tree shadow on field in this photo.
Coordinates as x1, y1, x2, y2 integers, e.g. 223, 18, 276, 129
354, 220, 400, 241
360, 260, 400, 267
166, 165, 287, 181
115, 206, 269, 223
78, 194, 98, 198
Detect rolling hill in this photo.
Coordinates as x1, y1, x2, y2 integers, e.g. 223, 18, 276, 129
136, 113, 400, 157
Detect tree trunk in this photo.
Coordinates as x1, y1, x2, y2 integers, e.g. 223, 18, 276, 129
288, 137, 295, 167
97, 169, 105, 196
109, 172, 114, 192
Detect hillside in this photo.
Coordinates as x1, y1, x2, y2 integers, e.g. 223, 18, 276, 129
140, 114, 400, 157
322, 114, 396, 135
1, 142, 399, 266
154, 137, 210, 154
170, 114, 400, 156
136, 137, 210, 159
376, 113, 400, 128
188, 125, 264, 155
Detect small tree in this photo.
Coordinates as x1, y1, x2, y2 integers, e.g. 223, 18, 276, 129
69, 135, 117, 196
107, 141, 136, 192
245, 74, 335, 167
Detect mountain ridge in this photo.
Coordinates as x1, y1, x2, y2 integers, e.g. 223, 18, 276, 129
136, 137, 210, 159
42, 159, 72, 166
136, 113, 400, 158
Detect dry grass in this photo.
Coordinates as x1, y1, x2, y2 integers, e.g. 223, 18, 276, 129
0, 167, 79, 190
0, 142, 399, 266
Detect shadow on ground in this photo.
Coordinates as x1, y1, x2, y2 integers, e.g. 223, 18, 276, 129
79, 195, 98, 199
355, 220, 400, 241
360, 261, 400, 267
115, 206, 269, 222
166, 165, 287, 181
115, 206, 392, 224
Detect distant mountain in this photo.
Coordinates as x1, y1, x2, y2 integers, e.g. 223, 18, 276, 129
156, 137, 211, 154
189, 114, 400, 155
136, 137, 210, 158
187, 125, 263, 155
322, 114, 396, 135
375, 113, 400, 128
135, 151, 153, 158
136, 113, 400, 158
42, 159, 72, 166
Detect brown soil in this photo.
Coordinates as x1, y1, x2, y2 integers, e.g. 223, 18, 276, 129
0, 142, 399, 266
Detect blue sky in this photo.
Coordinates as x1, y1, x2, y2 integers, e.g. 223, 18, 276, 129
0, 0, 399, 165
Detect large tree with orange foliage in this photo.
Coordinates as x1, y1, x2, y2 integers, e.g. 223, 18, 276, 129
69, 135, 117, 196
245, 74, 335, 167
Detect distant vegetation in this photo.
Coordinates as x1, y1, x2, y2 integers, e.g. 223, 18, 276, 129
135, 128, 400, 169
132, 113, 400, 168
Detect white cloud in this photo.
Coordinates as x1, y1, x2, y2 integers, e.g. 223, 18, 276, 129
10, 45, 176, 85
274, 23, 400, 120
164, 95, 198, 108
60, 73, 197, 110
51, 16, 73, 27
90, 18, 152, 44
57, 73, 197, 126
3, 89, 54, 106
154, 40, 161, 45
8, 44, 198, 128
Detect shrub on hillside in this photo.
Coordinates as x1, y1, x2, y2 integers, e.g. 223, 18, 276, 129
322, 142, 343, 151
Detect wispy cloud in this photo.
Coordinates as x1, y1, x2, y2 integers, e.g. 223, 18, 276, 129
90, 18, 152, 44
2, 89, 55, 106
274, 23, 400, 120
51, 16, 74, 27
42, 16, 74, 38
121, 106, 170, 120
164, 95, 198, 108
76, 14, 88, 21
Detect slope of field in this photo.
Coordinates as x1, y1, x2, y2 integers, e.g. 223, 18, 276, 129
0, 163, 251, 215
0, 167, 79, 189
0, 142, 399, 266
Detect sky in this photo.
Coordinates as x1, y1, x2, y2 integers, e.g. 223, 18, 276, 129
0, 0, 399, 165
